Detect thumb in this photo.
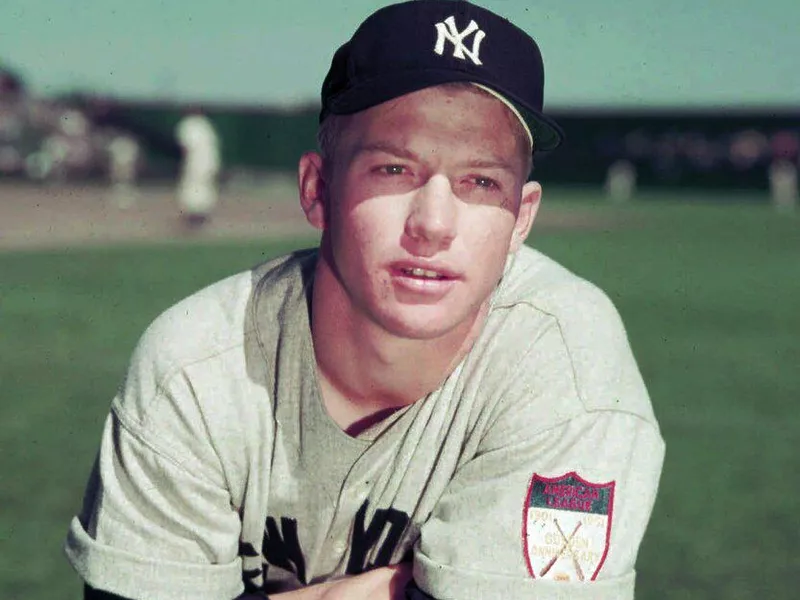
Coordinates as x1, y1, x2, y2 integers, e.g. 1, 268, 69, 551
387, 562, 414, 594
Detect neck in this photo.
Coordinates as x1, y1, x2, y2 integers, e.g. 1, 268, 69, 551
310, 254, 488, 430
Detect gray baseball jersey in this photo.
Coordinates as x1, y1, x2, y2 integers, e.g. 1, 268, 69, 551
65, 245, 664, 600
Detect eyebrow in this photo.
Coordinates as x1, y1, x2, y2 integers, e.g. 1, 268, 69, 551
462, 158, 517, 173
352, 141, 419, 162
352, 141, 517, 174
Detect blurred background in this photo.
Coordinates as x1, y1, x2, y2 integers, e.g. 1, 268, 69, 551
1, 0, 799, 194
1, 1, 798, 599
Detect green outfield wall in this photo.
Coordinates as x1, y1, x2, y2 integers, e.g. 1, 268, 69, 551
77, 96, 799, 191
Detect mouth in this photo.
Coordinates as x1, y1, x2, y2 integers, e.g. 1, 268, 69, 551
390, 262, 460, 297
398, 267, 450, 281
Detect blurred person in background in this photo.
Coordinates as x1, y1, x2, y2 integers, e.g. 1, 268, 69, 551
729, 129, 768, 171
39, 108, 93, 182
107, 131, 142, 209
0, 102, 25, 176
604, 159, 637, 203
767, 130, 799, 211
175, 110, 220, 228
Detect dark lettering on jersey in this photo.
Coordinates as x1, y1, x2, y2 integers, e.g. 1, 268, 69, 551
243, 502, 411, 590
262, 516, 308, 585
239, 541, 263, 593
346, 500, 410, 574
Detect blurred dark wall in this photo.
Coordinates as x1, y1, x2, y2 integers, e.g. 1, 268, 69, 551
78, 98, 320, 178
73, 97, 799, 190
537, 109, 799, 191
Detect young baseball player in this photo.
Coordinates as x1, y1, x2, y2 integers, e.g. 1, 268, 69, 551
66, 2, 665, 599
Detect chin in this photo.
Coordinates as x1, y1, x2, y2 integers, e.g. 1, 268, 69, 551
376, 304, 478, 341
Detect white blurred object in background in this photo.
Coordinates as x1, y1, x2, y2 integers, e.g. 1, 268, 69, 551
769, 160, 798, 213
605, 159, 637, 203
108, 133, 141, 208
175, 113, 220, 227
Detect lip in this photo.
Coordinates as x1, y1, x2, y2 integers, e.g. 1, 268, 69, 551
390, 260, 461, 281
388, 259, 461, 298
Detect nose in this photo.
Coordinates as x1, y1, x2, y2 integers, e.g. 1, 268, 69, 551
404, 174, 457, 251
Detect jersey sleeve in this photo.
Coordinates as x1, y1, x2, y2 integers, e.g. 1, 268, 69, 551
412, 411, 663, 599
64, 326, 246, 600
412, 302, 665, 599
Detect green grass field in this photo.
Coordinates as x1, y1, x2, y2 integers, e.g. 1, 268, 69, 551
1, 189, 798, 599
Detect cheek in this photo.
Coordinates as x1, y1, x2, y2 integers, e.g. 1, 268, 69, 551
345, 196, 408, 245
463, 206, 518, 253
329, 199, 400, 280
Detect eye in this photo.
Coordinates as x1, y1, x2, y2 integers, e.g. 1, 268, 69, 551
375, 164, 406, 176
472, 176, 499, 190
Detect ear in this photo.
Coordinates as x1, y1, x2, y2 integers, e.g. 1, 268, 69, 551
509, 180, 542, 254
298, 151, 327, 230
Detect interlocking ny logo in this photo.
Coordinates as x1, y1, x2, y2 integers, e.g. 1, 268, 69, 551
434, 16, 485, 65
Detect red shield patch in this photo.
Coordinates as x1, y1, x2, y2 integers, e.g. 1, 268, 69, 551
522, 471, 615, 582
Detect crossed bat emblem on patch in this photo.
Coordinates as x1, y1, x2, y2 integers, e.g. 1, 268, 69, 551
539, 519, 585, 581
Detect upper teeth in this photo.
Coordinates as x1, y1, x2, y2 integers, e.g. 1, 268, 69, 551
406, 268, 442, 279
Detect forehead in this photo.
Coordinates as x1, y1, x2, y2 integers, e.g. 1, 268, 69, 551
338, 85, 529, 166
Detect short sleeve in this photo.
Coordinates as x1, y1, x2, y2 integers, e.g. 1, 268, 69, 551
410, 257, 666, 599
64, 342, 245, 600
412, 409, 664, 600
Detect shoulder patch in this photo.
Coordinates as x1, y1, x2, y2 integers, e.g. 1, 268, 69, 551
522, 471, 614, 582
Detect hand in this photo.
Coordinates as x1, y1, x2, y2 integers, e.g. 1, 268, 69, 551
320, 563, 413, 600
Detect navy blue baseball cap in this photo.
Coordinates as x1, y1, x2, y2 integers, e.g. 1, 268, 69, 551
320, 0, 563, 152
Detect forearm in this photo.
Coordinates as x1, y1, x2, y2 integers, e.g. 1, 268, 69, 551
238, 581, 335, 600
87, 563, 410, 600
86, 582, 336, 600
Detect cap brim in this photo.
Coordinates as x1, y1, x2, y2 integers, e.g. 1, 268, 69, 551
323, 69, 563, 152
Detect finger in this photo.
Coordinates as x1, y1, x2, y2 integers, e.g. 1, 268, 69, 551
386, 562, 414, 594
